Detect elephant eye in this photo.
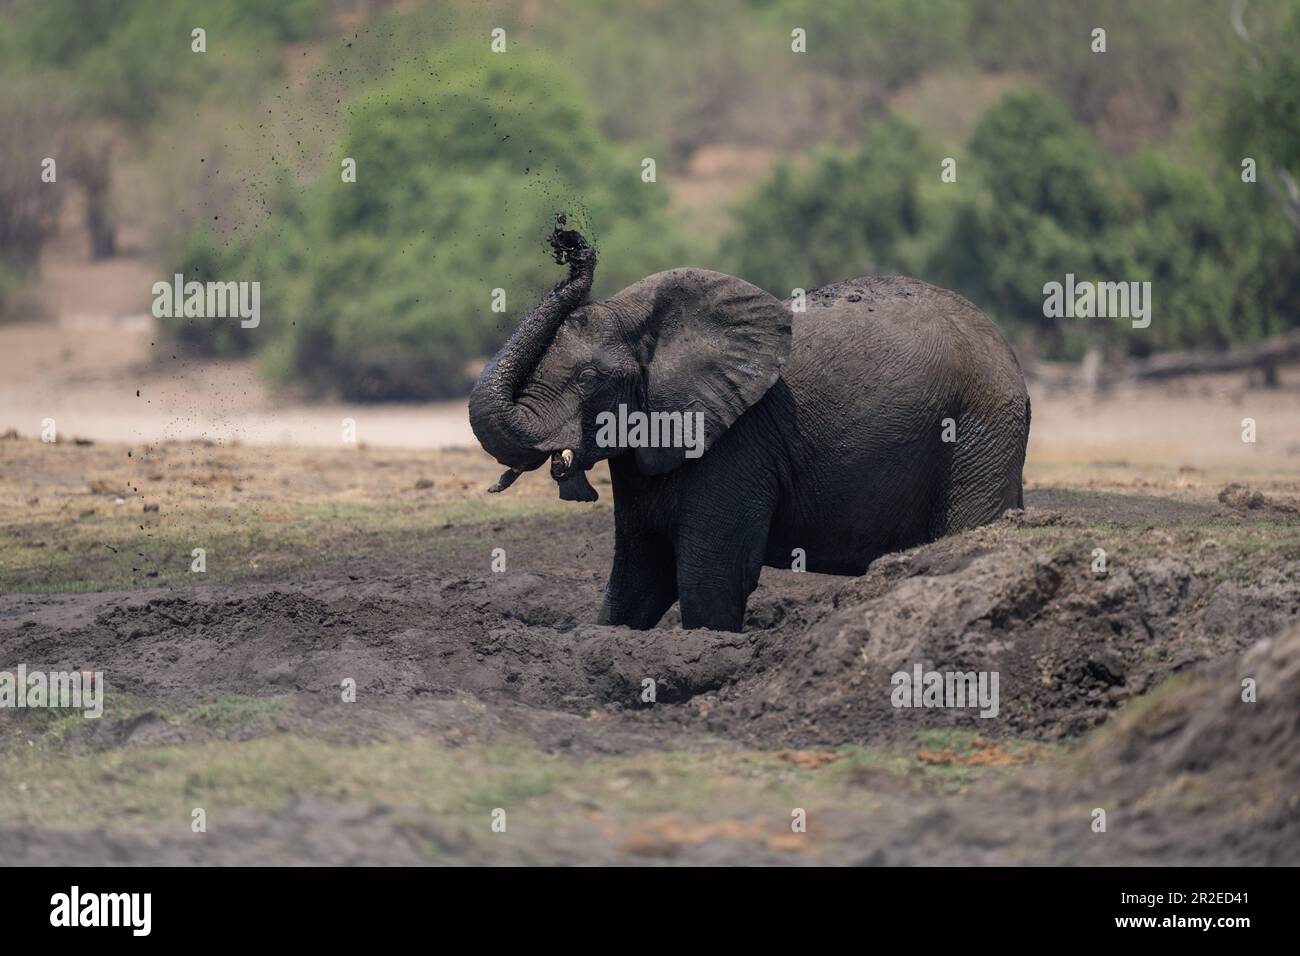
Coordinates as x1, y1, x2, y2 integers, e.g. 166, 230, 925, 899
578, 367, 599, 383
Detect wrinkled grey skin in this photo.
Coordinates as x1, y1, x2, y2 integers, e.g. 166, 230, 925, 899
470, 219, 1030, 632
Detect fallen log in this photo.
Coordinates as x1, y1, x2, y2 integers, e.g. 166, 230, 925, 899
1130, 329, 1300, 385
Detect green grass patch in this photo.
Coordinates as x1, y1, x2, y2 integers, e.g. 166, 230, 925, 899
0, 728, 1061, 834
187, 695, 291, 729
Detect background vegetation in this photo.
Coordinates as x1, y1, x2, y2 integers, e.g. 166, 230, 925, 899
1, 0, 1297, 395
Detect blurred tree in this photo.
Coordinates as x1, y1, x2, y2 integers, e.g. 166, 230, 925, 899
537, 0, 784, 161
0, 74, 79, 319
172, 43, 698, 401
933, 88, 1300, 356
1219, 0, 1300, 232
927, 88, 1122, 357
0, 75, 77, 266
2, 0, 328, 261
966, 0, 1223, 152
751, 0, 972, 91
727, 87, 1300, 360
721, 117, 933, 295
1111, 150, 1287, 354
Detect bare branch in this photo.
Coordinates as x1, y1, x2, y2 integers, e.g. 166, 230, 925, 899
1230, 0, 1253, 47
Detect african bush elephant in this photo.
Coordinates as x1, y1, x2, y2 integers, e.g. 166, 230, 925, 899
469, 216, 1030, 632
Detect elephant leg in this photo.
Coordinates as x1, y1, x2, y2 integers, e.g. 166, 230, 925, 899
598, 529, 678, 629
675, 519, 769, 632
942, 402, 1030, 532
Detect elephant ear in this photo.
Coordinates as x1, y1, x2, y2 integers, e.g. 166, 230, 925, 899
609, 269, 791, 475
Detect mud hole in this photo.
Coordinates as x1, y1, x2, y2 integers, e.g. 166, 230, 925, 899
2, 489, 1299, 864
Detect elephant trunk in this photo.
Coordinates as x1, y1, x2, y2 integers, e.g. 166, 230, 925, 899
468, 219, 595, 470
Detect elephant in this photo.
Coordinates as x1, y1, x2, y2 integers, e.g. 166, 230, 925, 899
469, 215, 1030, 632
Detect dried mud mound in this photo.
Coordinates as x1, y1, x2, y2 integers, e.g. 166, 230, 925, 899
820, 623, 1300, 866
706, 540, 1300, 746
2, 624, 1295, 866
1057, 622, 1300, 864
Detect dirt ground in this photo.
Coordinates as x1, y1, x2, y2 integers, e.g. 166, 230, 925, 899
2, 390, 1299, 865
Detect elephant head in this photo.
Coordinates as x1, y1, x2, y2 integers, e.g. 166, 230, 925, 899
468, 216, 791, 501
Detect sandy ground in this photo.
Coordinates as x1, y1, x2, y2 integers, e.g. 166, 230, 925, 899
4, 309, 1300, 469
0, 317, 476, 448
1027, 373, 1300, 474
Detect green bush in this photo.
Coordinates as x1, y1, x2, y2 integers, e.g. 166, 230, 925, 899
160, 230, 261, 357
171, 42, 698, 400
721, 116, 935, 294
1110, 151, 1291, 353
927, 89, 1124, 356
725, 88, 1300, 359
935, 89, 1300, 356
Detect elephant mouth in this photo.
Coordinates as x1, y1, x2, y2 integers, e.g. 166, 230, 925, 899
550, 448, 599, 502
550, 447, 576, 480
485, 446, 598, 501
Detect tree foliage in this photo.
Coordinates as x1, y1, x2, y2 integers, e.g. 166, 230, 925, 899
727, 88, 1300, 359
168, 43, 697, 400
7, 0, 324, 127
722, 117, 932, 294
